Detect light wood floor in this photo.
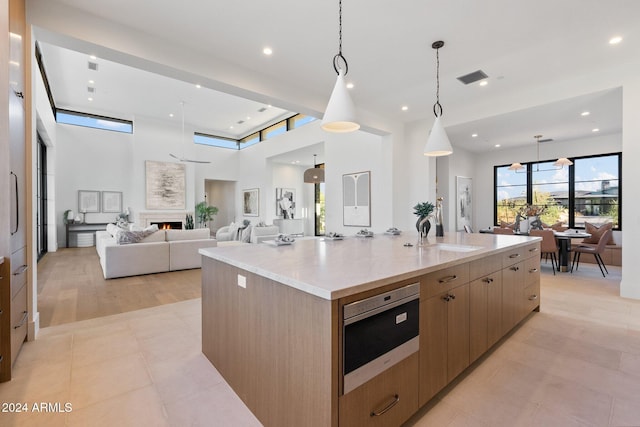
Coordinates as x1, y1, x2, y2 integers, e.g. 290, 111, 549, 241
37, 247, 201, 328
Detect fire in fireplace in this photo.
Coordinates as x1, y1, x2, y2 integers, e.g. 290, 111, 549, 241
151, 221, 183, 230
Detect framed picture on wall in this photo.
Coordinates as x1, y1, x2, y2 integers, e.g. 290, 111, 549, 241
145, 161, 186, 210
275, 188, 296, 219
102, 191, 123, 213
243, 188, 259, 216
343, 171, 371, 227
456, 176, 473, 231
78, 190, 100, 213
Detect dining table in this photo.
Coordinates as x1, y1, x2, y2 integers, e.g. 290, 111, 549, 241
553, 230, 592, 272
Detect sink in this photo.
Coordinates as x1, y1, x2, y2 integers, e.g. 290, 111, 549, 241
432, 243, 482, 252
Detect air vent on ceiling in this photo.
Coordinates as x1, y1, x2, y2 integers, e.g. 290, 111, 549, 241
457, 70, 488, 85
538, 138, 554, 143
237, 120, 245, 124
257, 107, 267, 112
87, 86, 95, 93
88, 61, 98, 71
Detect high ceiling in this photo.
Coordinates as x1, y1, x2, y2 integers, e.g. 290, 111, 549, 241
36, 0, 638, 156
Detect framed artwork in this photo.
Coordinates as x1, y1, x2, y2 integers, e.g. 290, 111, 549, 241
343, 171, 371, 227
243, 188, 259, 216
78, 190, 100, 213
275, 188, 296, 219
102, 191, 123, 213
456, 176, 473, 231
145, 161, 186, 210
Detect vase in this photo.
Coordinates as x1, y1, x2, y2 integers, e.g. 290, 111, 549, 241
416, 216, 431, 236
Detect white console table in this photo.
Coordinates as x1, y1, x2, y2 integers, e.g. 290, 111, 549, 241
274, 219, 305, 236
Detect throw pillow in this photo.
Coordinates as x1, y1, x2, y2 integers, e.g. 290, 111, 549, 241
241, 225, 252, 243
545, 221, 568, 232
227, 222, 240, 240
106, 223, 120, 237
582, 222, 615, 245
115, 229, 158, 244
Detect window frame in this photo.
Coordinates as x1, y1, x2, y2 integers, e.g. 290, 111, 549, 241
56, 109, 133, 134
494, 152, 621, 230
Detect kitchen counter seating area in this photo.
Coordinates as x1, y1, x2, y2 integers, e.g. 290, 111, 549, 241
200, 232, 541, 427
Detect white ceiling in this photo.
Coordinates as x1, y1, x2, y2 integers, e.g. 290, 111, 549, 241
36, 0, 638, 156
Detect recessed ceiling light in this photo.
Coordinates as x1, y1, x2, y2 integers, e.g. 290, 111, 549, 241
267, 104, 272, 108
88, 97, 93, 101
246, 116, 251, 120
89, 55, 97, 60
609, 36, 623, 45
581, 111, 590, 116
592, 128, 600, 132
401, 106, 408, 111
346, 82, 354, 89
169, 113, 174, 118
229, 126, 234, 129
494, 144, 501, 148
88, 79, 95, 84
479, 81, 488, 86
263, 47, 273, 55
195, 84, 201, 89
471, 133, 478, 138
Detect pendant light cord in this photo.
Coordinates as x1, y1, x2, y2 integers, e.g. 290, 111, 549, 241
332, 0, 349, 75
432, 41, 445, 117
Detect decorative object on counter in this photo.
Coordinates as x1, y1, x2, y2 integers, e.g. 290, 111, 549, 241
325, 232, 344, 240
185, 214, 194, 230
413, 201, 434, 238
435, 197, 445, 237
64, 209, 74, 224
423, 41, 453, 157
195, 201, 219, 228
385, 227, 401, 235
355, 229, 374, 237
265, 234, 296, 246
343, 171, 371, 226
321, 0, 359, 133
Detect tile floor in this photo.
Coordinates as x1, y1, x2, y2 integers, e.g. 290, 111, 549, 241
1, 262, 639, 426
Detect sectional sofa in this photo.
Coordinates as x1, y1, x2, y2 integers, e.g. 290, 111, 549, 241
95, 226, 217, 279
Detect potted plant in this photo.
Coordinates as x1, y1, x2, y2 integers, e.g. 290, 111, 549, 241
413, 202, 434, 235
63, 209, 73, 224
195, 201, 219, 228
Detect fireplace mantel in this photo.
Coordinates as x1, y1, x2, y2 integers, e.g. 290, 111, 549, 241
137, 211, 192, 228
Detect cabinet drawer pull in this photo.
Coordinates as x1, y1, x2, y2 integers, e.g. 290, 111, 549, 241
510, 266, 519, 271
529, 247, 539, 252
482, 277, 494, 283
529, 268, 538, 273
13, 264, 28, 276
509, 253, 520, 258
528, 294, 538, 301
14, 311, 28, 329
370, 394, 400, 417
438, 275, 458, 284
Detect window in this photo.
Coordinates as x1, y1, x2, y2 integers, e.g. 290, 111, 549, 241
261, 121, 287, 140
289, 114, 316, 129
494, 153, 621, 229
194, 133, 238, 150
56, 109, 133, 133
239, 132, 260, 149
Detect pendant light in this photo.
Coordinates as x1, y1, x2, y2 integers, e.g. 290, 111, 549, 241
304, 154, 325, 183
423, 41, 453, 156
509, 135, 573, 173
321, 0, 359, 133
169, 101, 211, 164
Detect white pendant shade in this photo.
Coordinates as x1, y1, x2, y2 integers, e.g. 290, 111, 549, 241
508, 162, 524, 171
423, 115, 453, 156
553, 157, 573, 167
321, 70, 359, 133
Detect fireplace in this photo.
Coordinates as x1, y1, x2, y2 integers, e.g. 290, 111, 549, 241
151, 221, 183, 230
137, 211, 191, 228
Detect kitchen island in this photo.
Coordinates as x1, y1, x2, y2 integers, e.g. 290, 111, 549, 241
200, 232, 541, 427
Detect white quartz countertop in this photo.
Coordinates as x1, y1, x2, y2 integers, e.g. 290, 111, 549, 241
200, 232, 540, 300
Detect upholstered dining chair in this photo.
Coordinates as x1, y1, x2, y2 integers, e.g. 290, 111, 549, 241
571, 229, 612, 277
463, 225, 473, 233
529, 229, 558, 275
493, 227, 514, 235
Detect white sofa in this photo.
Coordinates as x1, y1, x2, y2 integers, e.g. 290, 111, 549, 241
96, 227, 216, 279
216, 223, 280, 244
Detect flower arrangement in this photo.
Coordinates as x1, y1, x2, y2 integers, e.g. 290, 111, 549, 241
413, 202, 435, 218
517, 204, 547, 218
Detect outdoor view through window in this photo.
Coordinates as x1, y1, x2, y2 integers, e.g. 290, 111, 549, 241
495, 153, 620, 229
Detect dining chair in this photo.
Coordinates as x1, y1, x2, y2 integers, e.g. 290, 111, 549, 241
463, 225, 473, 233
571, 229, 612, 277
529, 229, 558, 275
493, 227, 514, 235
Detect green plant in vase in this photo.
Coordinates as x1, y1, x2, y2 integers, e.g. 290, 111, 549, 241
413, 201, 434, 236
185, 214, 194, 230
195, 201, 219, 228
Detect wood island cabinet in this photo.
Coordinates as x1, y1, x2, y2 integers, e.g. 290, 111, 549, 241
469, 271, 503, 363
